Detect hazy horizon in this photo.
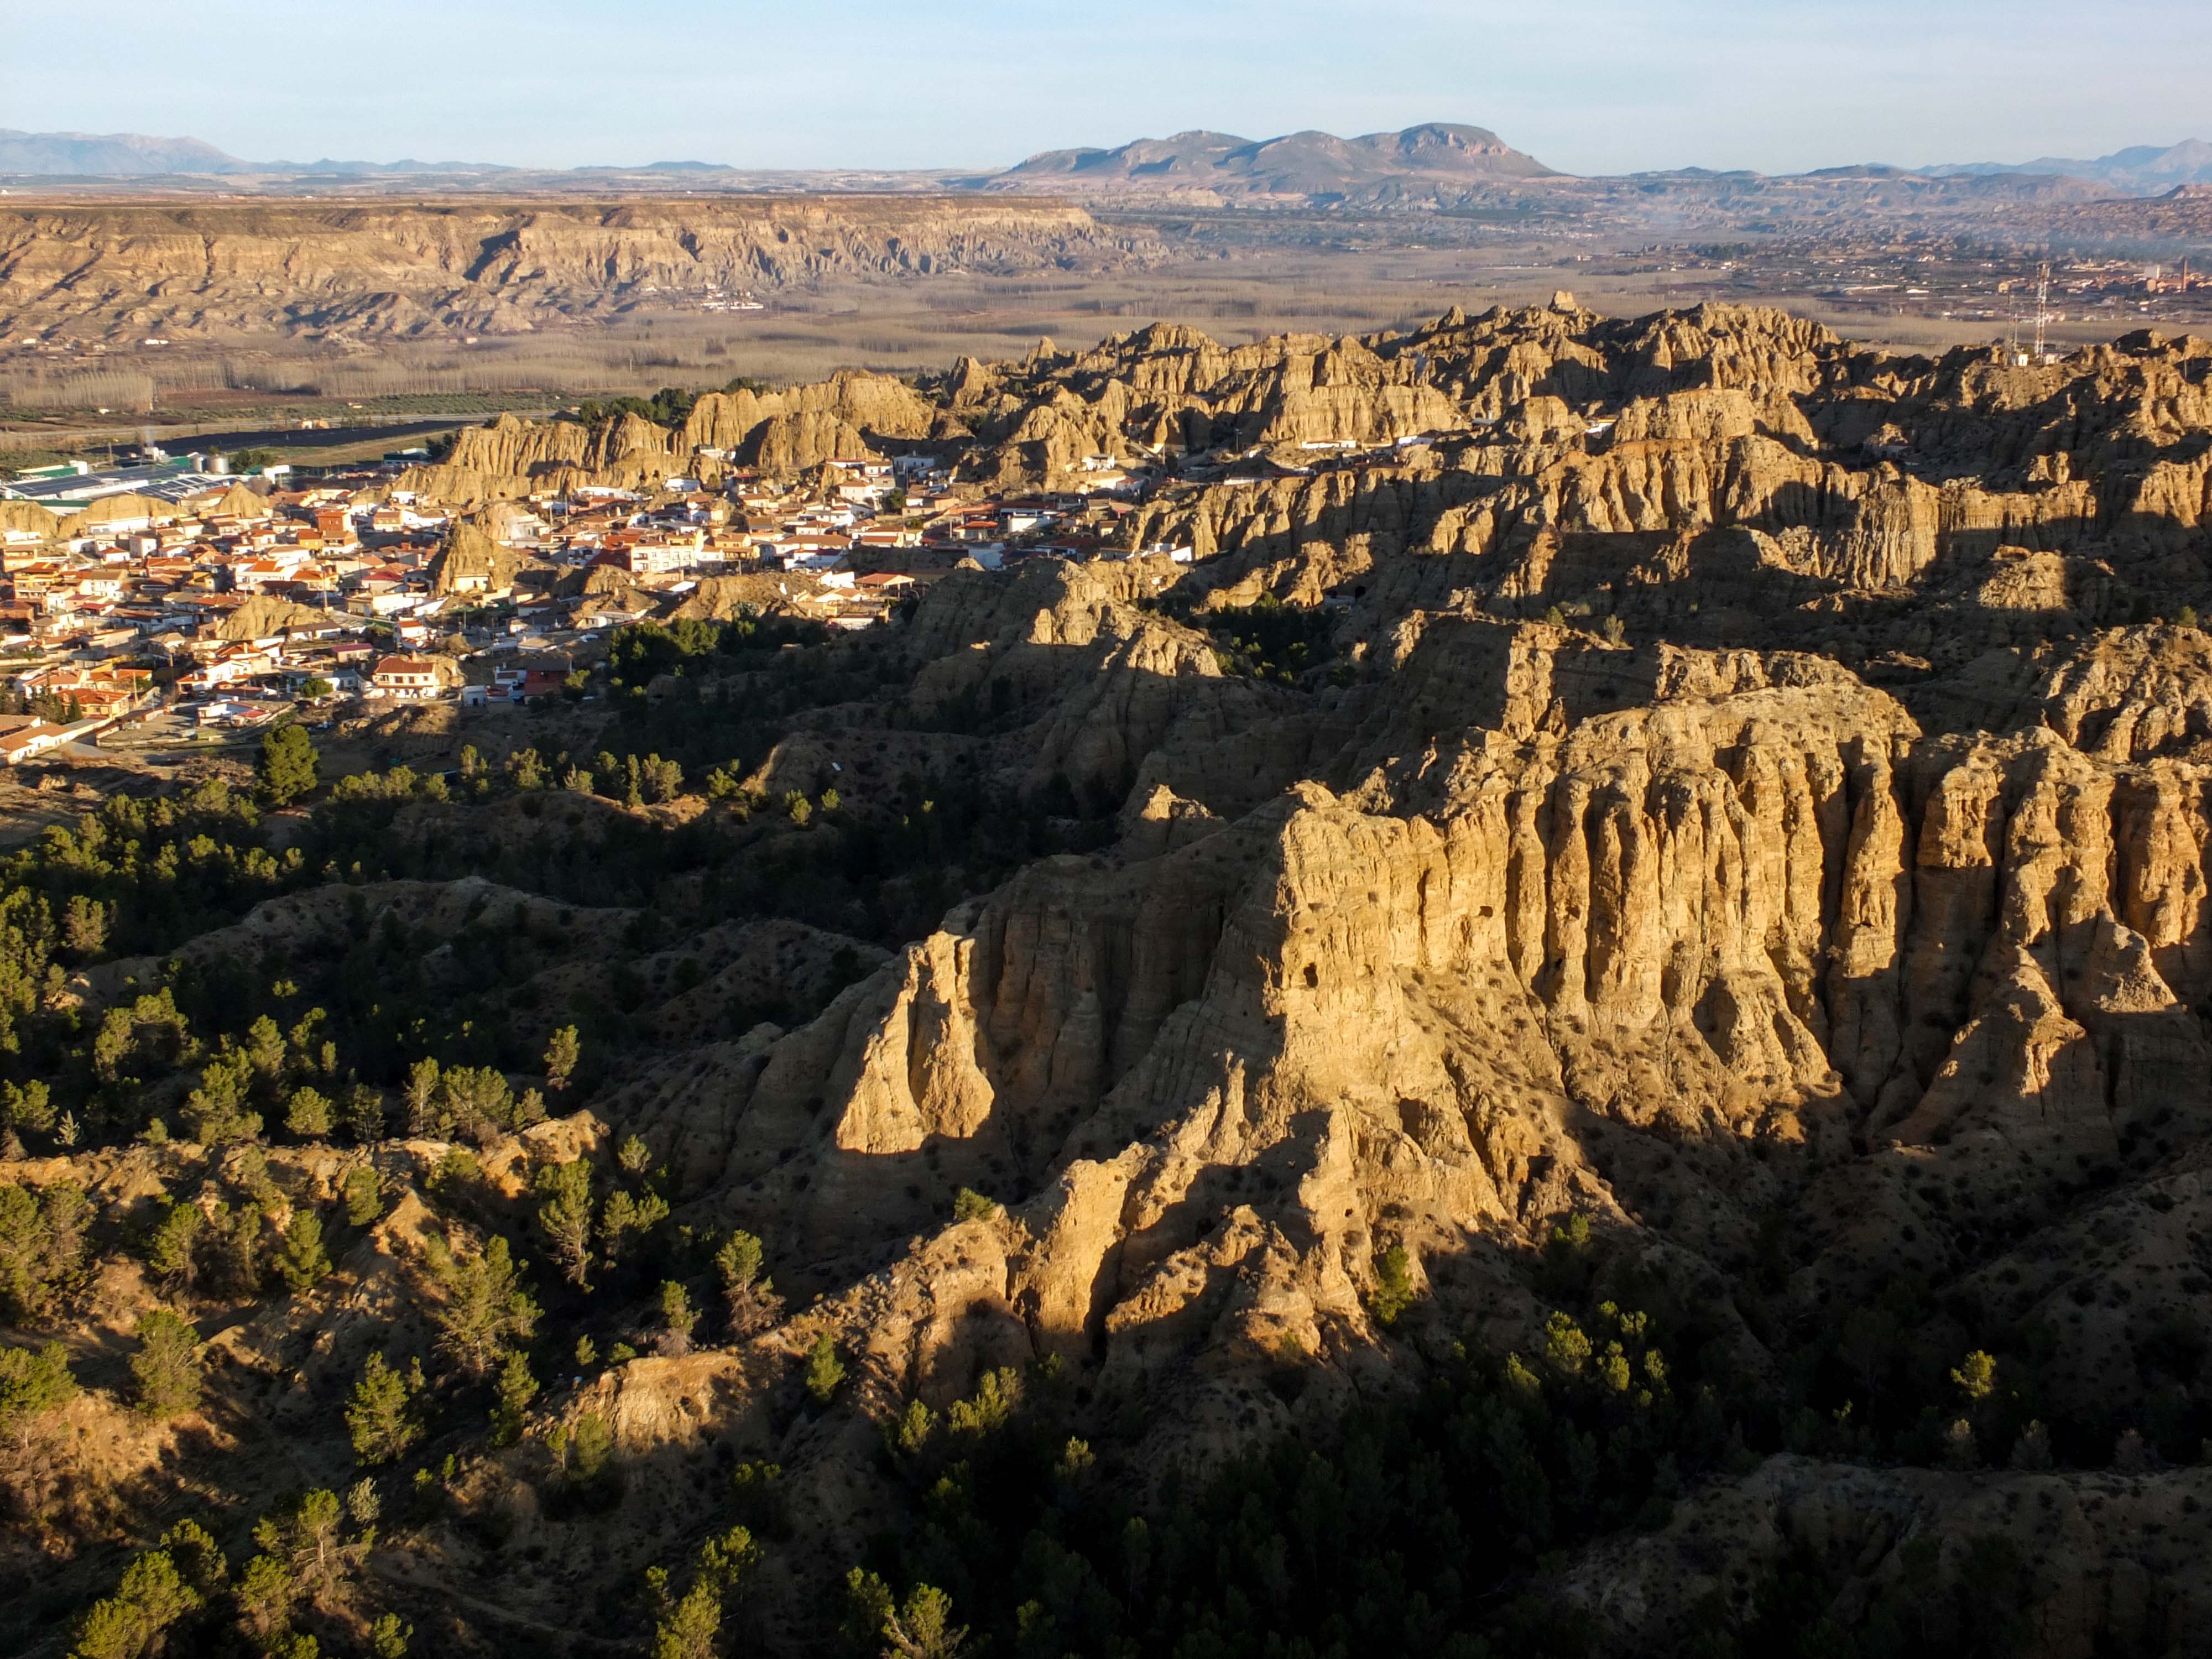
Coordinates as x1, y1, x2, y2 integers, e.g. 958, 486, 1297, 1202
6, 120, 2208, 182
4, 0, 2209, 178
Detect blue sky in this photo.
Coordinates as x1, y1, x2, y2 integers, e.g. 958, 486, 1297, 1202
6, 0, 2206, 175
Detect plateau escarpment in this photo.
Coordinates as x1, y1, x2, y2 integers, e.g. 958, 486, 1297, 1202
0, 198, 1152, 341
8, 301, 2212, 1657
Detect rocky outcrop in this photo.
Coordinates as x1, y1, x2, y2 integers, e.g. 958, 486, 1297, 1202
2032, 623, 2212, 759
444, 411, 594, 478
212, 593, 333, 640
52, 491, 179, 538
394, 367, 938, 499
597, 597, 2212, 1487
0, 499, 61, 542
428, 515, 552, 596
684, 372, 936, 453
746, 411, 873, 473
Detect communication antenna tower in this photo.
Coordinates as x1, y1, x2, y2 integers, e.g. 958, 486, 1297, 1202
2032, 262, 2052, 363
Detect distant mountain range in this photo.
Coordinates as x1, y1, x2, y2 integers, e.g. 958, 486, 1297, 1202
0, 129, 506, 177
6, 123, 2210, 200
0, 128, 252, 175
0, 123, 1553, 187
1920, 139, 2212, 192
983, 123, 1555, 196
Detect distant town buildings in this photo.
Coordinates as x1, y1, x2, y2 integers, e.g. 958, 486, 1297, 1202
0, 416, 1204, 757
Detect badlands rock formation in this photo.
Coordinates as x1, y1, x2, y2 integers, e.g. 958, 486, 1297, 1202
618, 304, 2212, 1637
340, 302, 2212, 1641
11, 302, 2212, 1653
401, 371, 942, 505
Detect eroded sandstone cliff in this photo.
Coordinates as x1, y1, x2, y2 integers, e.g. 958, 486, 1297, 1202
13, 301, 2212, 1656
584, 305, 2212, 1646
0, 199, 1153, 340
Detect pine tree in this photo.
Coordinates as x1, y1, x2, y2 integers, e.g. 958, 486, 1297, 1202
61, 894, 108, 958
345, 1479, 379, 1528
234, 1552, 294, 1647
182, 1051, 262, 1144
534, 1159, 594, 1287
71, 1546, 202, 1659
276, 1211, 332, 1292
652, 1580, 722, 1659
847, 1573, 970, 1659
883, 1584, 969, 1659
890, 1399, 936, 1460
437, 1065, 513, 1141
403, 1057, 442, 1138
716, 1228, 784, 1337
425, 1233, 539, 1379
131, 1310, 204, 1417
715, 1227, 762, 1292
145, 1199, 204, 1292
345, 1353, 421, 1465
254, 1486, 366, 1609
255, 724, 320, 807
0, 1339, 75, 1438
285, 1086, 333, 1140
598, 1187, 669, 1270
0, 1180, 88, 1322
207, 1199, 267, 1297
343, 1084, 387, 1146
160, 1517, 228, 1599
551, 1409, 621, 1509
491, 1350, 538, 1447
343, 1166, 383, 1227
1, 1079, 54, 1139
804, 1332, 844, 1405
429, 1146, 480, 1193
1369, 1244, 1416, 1327
1951, 1349, 1997, 1404
948, 1368, 1020, 1437
952, 1188, 998, 1222
649, 1525, 758, 1659
656, 1282, 697, 1357
543, 1025, 581, 1093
